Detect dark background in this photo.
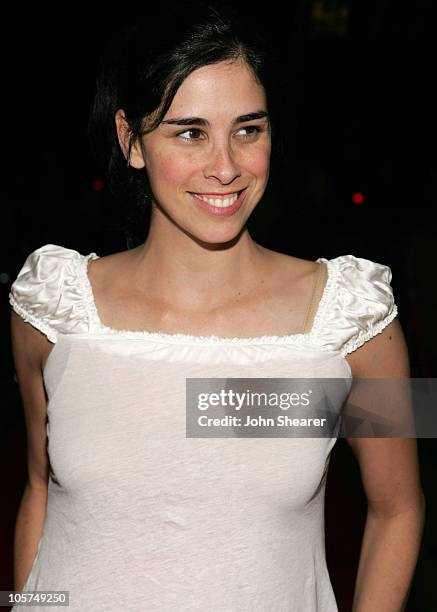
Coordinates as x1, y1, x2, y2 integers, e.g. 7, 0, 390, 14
1, 1, 436, 610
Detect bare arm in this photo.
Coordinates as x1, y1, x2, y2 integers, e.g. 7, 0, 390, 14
10, 309, 53, 591
346, 318, 426, 612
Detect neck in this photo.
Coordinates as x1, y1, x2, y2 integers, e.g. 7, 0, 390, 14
128, 210, 268, 311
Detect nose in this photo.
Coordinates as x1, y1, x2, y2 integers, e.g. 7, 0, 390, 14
203, 142, 242, 184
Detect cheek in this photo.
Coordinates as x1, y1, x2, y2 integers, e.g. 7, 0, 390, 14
148, 151, 198, 192
245, 146, 270, 180
146, 142, 271, 192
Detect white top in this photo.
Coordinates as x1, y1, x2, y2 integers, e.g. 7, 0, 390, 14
9, 244, 398, 612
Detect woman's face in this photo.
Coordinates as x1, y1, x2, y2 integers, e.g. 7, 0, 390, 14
129, 58, 271, 245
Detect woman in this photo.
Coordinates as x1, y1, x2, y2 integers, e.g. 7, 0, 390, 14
9, 2, 425, 610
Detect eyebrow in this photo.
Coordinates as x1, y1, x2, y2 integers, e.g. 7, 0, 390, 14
160, 111, 269, 127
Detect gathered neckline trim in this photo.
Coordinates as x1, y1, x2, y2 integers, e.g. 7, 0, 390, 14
77, 253, 335, 345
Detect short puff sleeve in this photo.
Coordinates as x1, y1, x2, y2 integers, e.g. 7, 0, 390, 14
9, 243, 91, 343
317, 255, 398, 357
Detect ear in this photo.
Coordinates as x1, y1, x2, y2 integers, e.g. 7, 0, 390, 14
114, 109, 146, 169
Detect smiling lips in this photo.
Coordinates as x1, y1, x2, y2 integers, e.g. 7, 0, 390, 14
191, 189, 244, 208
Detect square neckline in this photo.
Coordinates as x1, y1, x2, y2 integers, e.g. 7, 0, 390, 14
79, 252, 335, 345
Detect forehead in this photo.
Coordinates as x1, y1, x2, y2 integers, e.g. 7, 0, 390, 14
165, 60, 267, 118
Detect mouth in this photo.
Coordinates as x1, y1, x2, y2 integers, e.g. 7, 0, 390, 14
189, 188, 247, 209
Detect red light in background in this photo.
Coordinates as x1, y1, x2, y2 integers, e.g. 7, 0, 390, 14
92, 179, 104, 192
352, 192, 365, 205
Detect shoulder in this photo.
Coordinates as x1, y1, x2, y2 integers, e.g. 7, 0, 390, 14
255, 246, 320, 288
9, 243, 97, 343
86, 246, 133, 293
314, 253, 399, 363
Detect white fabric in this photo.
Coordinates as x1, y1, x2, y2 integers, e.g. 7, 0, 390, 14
9, 243, 398, 611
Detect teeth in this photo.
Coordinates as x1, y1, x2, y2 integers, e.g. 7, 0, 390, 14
193, 192, 239, 207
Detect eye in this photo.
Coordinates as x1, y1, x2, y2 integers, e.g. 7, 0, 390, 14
176, 125, 265, 144
177, 128, 203, 142
237, 126, 262, 138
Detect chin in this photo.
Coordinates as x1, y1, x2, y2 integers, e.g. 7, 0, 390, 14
187, 225, 246, 248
